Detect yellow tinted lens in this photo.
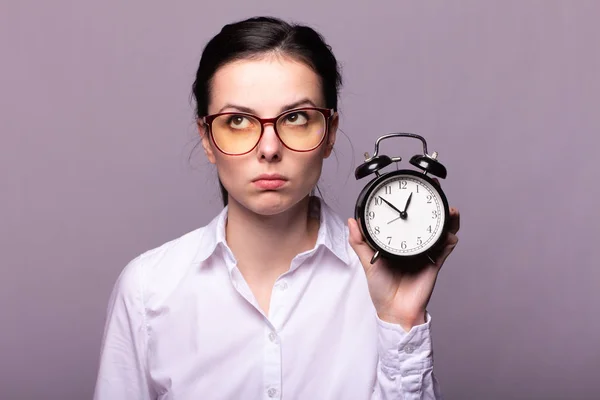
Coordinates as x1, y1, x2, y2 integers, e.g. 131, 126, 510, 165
211, 114, 261, 154
277, 110, 326, 150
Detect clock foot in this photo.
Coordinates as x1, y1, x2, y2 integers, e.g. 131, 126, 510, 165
426, 253, 436, 264
370, 251, 380, 264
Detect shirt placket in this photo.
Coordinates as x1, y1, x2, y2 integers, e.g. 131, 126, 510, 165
262, 277, 291, 400
228, 250, 313, 399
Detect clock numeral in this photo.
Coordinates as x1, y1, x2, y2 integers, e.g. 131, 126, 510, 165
427, 195, 432, 204
416, 185, 419, 193
427, 225, 432, 233
384, 185, 392, 194
401, 241, 407, 249
368, 211, 375, 220
417, 236, 422, 246
374, 226, 381, 235
374, 197, 382, 206
432, 210, 438, 219
399, 180, 408, 189
386, 236, 392, 245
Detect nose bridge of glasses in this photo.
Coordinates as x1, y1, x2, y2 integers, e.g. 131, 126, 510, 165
256, 117, 283, 151
260, 115, 286, 137
259, 116, 279, 130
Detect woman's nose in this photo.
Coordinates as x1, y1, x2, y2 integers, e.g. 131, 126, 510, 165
256, 123, 282, 161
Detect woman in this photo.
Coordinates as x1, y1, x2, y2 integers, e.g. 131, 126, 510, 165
94, 16, 460, 400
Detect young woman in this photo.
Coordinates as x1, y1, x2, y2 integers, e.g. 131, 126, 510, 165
94, 16, 460, 400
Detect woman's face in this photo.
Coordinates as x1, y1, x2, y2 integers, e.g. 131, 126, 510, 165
200, 55, 338, 216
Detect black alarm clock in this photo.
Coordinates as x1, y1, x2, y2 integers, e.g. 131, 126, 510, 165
355, 133, 450, 265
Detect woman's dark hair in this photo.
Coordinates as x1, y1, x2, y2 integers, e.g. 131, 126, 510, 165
192, 16, 343, 206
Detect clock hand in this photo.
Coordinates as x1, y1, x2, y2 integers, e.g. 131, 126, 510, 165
378, 196, 403, 215
399, 192, 413, 219
387, 216, 402, 224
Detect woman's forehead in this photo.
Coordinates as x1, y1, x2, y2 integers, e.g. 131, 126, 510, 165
209, 56, 324, 115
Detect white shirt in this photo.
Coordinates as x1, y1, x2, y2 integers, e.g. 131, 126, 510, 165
93, 198, 442, 400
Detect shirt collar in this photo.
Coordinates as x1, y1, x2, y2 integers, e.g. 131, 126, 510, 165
312, 197, 350, 264
191, 196, 350, 266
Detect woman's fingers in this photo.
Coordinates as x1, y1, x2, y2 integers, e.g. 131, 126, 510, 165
434, 233, 459, 269
448, 207, 460, 235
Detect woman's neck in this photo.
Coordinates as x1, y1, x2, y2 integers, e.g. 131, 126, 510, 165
225, 195, 320, 281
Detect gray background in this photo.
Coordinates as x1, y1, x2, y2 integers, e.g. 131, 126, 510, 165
1, 1, 598, 399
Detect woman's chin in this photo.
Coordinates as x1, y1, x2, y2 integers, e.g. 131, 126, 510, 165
252, 193, 292, 216
236, 191, 308, 217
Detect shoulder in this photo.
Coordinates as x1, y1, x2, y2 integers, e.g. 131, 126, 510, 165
109, 212, 224, 305
131, 226, 206, 277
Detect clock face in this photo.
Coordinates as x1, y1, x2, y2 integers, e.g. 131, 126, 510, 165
363, 173, 447, 257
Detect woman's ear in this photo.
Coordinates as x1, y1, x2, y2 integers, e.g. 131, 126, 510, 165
197, 120, 216, 164
323, 111, 339, 159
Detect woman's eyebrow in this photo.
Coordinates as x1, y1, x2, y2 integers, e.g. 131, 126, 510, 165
217, 104, 255, 114
278, 99, 317, 113
216, 99, 318, 115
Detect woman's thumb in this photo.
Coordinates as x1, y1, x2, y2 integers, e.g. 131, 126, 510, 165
347, 218, 376, 271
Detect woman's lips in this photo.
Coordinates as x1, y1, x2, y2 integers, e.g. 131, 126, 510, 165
252, 174, 287, 190
253, 179, 286, 190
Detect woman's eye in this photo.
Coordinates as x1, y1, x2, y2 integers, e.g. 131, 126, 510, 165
284, 112, 308, 125
228, 115, 251, 128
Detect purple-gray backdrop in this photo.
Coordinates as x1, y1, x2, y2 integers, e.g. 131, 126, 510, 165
1, 1, 598, 399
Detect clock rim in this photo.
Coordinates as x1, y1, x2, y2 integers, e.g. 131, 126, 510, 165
354, 169, 450, 261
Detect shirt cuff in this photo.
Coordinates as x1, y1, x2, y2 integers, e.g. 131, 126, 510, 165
376, 311, 434, 377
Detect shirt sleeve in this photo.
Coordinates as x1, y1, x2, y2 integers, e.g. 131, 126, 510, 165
371, 312, 442, 400
93, 256, 155, 400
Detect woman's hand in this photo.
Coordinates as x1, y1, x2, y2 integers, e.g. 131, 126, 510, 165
348, 206, 460, 332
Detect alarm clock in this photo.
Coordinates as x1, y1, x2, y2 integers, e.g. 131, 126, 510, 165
354, 133, 450, 265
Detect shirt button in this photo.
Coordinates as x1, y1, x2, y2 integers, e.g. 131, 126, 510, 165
267, 388, 278, 397
268, 332, 278, 343
402, 345, 415, 354
278, 281, 288, 291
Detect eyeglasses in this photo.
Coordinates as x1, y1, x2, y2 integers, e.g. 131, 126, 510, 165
201, 107, 335, 156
